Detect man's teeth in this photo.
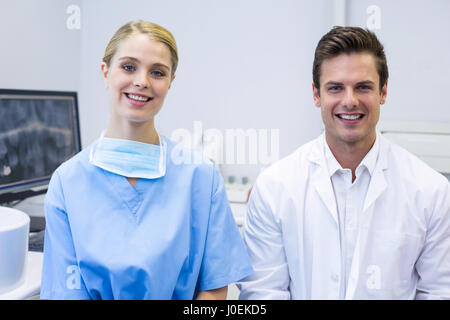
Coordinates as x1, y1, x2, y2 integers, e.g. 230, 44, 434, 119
338, 114, 363, 120
127, 94, 150, 102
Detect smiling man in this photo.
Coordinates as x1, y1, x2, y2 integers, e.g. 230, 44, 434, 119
313, 51, 387, 182
238, 26, 450, 299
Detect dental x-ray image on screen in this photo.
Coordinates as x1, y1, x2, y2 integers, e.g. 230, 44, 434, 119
0, 89, 81, 202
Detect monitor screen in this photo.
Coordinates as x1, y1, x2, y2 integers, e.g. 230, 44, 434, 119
0, 89, 81, 203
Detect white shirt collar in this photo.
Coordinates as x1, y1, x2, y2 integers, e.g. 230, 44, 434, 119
322, 133, 380, 178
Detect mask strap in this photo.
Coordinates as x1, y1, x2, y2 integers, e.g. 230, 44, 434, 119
156, 132, 167, 176
89, 130, 107, 163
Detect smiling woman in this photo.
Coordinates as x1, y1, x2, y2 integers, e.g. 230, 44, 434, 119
40, 20, 253, 300
100, 21, 178, 144
101, 33, 174, 138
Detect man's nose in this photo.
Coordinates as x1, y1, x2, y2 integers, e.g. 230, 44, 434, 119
342, 88, 358, 109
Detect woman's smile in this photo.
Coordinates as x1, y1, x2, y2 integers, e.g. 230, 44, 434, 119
124, 92, 153, 107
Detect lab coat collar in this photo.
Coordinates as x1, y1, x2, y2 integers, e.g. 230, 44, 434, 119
362, 132, 388, 212
309, 132, 387, 171
309, 133, 339, 225
322, 133, 380, 178
322, 134, 342, 177
308, 131, 389, 226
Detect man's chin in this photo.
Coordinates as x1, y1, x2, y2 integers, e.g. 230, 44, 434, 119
326, 129, 375, 146
339, 131, 376, 146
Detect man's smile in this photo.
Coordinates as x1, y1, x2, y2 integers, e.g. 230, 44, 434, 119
335, 113, 365, 123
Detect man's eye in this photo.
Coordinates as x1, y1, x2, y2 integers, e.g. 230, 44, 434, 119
122, 64, 135, 72
358, 85, 371, 90
328, 86, 341, 92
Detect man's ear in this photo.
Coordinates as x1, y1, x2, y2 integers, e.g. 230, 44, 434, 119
312, 82, 321, 107
380, 81, 388, 105
101, 62, 109, 89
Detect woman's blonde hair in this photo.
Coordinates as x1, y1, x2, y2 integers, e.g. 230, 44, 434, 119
102, 20, 178, 75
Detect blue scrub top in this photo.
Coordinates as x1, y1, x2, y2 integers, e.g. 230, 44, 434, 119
40, 137, 253, 300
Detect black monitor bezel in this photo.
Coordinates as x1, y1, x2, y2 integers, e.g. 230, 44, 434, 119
0, 88, 82, 204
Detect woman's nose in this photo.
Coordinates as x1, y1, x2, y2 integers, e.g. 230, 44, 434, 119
134, 72, 150, 89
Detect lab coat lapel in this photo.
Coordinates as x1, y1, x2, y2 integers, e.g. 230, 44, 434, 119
363, 137, 388, 213
309, 137, 339, 226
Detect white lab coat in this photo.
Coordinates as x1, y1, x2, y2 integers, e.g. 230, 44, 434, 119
238, 133, 450, 299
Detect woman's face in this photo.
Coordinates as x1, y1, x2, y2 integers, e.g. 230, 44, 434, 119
101, 33, 175, 124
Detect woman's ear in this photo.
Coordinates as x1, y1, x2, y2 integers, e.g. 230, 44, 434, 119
101, 62, 109, 89
168, 73, 176, 90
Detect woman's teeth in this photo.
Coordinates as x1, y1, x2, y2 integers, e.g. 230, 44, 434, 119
126, 93, 150, 102
338, 114, 363, 120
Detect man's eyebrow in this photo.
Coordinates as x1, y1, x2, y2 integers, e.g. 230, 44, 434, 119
356, 80, 376, 85
323, 80, 376, 86
118, 56, 170, 69
324, 81, 343, 86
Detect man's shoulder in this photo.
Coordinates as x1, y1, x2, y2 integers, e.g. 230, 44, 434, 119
382, 136, 449, 190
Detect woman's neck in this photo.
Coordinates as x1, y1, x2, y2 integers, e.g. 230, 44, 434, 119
104, 117, 159, 145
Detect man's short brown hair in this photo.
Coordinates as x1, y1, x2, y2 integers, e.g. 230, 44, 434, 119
313, 26, 388, 95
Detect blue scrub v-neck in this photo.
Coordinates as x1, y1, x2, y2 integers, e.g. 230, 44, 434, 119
102, 170, 144, 218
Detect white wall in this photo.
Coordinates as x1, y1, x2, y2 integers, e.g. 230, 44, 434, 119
0, 0, 81, 91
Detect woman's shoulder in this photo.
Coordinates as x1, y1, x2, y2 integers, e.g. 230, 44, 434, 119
163, 136, 215, 170
163, 136, 222, 186
53, 142, 96, 180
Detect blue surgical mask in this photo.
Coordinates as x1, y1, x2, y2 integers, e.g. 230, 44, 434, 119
89, 133, 166, 179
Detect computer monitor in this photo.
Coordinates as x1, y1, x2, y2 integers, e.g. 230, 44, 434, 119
0, 89, 81, 204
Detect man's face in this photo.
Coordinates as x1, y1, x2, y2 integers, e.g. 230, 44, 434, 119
312, 52, 387, 149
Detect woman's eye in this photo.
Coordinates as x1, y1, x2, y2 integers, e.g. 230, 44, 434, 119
151, 70, 165, 77
122, 64, 135, 72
